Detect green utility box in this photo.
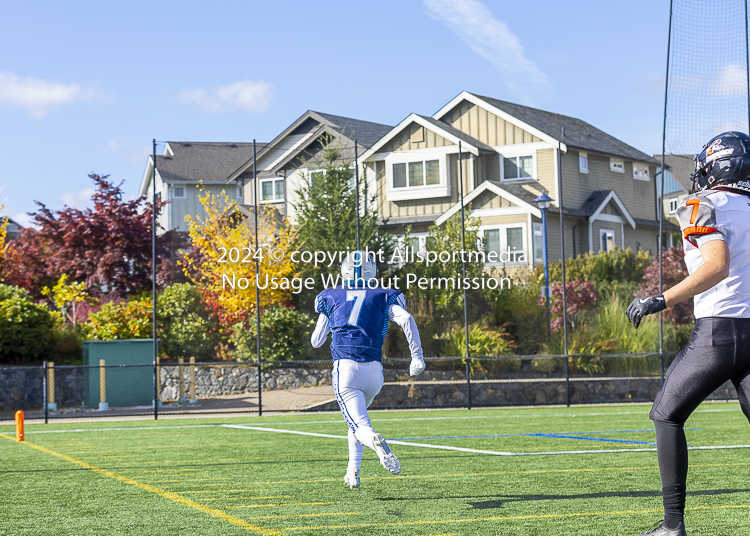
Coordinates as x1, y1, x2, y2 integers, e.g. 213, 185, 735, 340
82, 340, 157, 407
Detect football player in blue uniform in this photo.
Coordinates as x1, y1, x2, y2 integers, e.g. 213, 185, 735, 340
311, 251, 425, 489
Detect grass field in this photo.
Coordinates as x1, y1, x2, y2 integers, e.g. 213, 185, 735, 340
1, 403, 749, 536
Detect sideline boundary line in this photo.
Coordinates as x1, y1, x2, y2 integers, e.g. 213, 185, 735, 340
221, 425, 750, 457
0, 433, 285, 536
279, 504, 750, 531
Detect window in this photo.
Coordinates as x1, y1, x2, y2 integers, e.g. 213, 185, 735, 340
579, 153, 589, 174
172, 186, 186, 199
260, 178, 284, 202
668, 197, 678, 214
633, 164, 650, 181
386, 151, 449, 201
392, 159, 440, 188
236, 185, 243, 200
610, 160, 625, 173
483, 225, 527, 263
600, 229, 616, 253
503, 155, 533, 180
532, 222, 544, 264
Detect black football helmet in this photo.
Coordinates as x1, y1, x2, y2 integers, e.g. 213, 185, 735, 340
691, 131, 750, 194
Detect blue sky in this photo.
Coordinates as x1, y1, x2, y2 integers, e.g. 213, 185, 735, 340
0, 0, 673, 227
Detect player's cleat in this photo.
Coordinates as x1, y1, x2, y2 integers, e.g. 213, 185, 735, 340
372, 433, 401, 475
344, 469, 360, 489
637, 520, 687, 536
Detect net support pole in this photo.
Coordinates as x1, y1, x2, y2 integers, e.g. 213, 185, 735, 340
557, 142, 570, 407
253, 140, 262, 417
659, 0, 674, 385
355, 140, 361, 251
745, 0, 750, 131
458, 142, 472, 410
152, 139, 158, 420
42, 361, 48, 424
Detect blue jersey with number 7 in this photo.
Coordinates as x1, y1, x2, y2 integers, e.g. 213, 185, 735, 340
315, 285, 404, 362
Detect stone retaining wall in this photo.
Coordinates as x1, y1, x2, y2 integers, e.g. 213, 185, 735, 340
0, 365, 739, 411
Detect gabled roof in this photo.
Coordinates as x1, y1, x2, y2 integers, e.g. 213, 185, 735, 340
139, 142, 267, 195
314, 111, 393, 148
226, 110, 392, 182
581, 189, 636, 228
655, 154, 694, 193
435, 180, 542, 226
361, 114, 494, 161
433, 91, 656, 164
471, 94, 658, 164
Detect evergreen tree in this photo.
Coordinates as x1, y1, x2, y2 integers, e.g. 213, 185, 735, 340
293, 141, 392, 280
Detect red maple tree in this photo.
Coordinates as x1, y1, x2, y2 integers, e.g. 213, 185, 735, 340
3, 174, 180, 297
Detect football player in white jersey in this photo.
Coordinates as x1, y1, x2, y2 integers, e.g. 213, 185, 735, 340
311, 251, 425, 489
626, 131, 750, 536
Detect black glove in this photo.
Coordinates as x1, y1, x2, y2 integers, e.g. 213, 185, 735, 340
626, 294, 666, 329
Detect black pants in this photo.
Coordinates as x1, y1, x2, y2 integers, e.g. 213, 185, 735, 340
649, 317, 750, 528
651, 317, 750, 425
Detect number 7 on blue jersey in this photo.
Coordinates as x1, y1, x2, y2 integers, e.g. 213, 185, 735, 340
346, 290, 367, 326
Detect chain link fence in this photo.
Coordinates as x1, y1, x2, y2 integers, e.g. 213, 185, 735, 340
1, 352, 741, 422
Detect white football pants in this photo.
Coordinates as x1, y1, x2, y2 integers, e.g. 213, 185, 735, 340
333, 359, 384, 472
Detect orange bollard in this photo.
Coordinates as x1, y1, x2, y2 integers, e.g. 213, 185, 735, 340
15, 410, 24, 442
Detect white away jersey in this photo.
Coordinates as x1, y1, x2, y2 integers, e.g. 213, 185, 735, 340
676, 189, 750, 318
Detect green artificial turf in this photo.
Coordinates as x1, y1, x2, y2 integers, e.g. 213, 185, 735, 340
1, 403, 748, 535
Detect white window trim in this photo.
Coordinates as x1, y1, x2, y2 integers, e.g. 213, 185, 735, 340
385, 149, 450, 201
668, 197, 679, 214
579, 152, 589, 174
610, 160, 625, 174
633, 163, 651, 182
532, 222, 544, 264
480, 223, 528, 265
172, 185, 186, 199
259, 177, 285, 204
600, 228, 616, 252
500, 151, 537, 182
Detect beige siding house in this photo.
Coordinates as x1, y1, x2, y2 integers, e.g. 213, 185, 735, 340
362, 91, 673, 267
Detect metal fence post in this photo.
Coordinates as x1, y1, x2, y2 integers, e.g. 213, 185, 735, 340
465, 357, 472, 410
42, 361, 48, 424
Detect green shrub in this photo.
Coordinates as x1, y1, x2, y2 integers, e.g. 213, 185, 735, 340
158, 283, 216, 360
490, 274, 548, 355
82, 298, 152, 340
0, 284, 56, 364
546, 248, 651, 285
231, 304, 315, 361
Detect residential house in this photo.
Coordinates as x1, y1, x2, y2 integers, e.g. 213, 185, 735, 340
225, 110, 392, 224
2, 216, 23, 241
655, 155, 695, 240
362, 91, 671, 267
139, 142, 264, 234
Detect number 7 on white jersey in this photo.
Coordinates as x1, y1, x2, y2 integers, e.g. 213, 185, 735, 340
346, 290, 367, 326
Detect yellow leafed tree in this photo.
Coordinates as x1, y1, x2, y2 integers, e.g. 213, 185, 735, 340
181, 187, 298, 328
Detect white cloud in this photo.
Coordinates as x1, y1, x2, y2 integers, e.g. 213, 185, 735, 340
107, 139, 151, 165
8, 212, 34, 229
60, 188, 96, 210
0, 72, 102, 119
177, 79, 273, 113
424, 0, 550, 102
709, 63, 748, 97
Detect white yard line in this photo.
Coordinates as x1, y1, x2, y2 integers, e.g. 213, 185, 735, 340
221, 424, 750, 457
